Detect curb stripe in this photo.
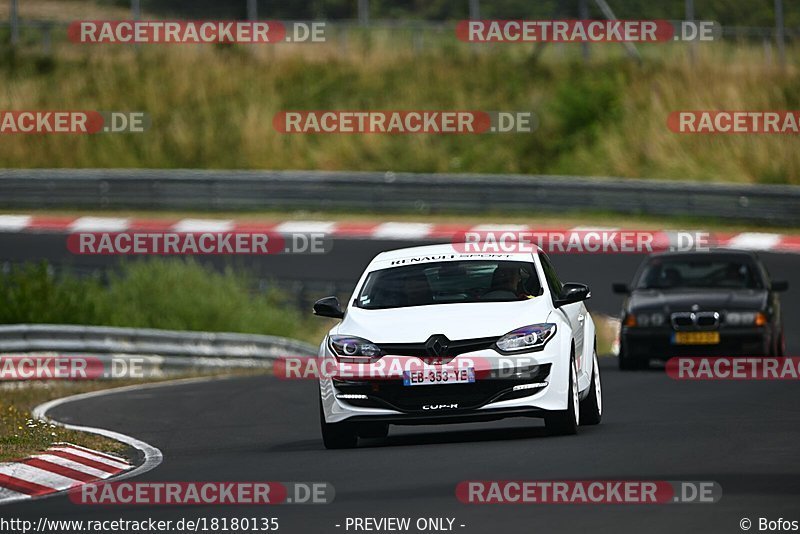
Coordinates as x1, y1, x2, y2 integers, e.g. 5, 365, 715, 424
0, 442, 135, 503
45, 451, 122, 473
50, 446, 131, 469
69, 216, 130, 233
726, 232, 782, 251
0, 464, 79, 490
2, 214, 800, 254
32, 454, 111, 479
372, 222, 433, 239
21, 458, 97, 483
56, 442, 129, 464
273, 220, 337, 233
0, 487, 29, 501
0, 215, 32, 231
172, 218, 234, 233
26, 216, 76, 231
0, 474, 55, 496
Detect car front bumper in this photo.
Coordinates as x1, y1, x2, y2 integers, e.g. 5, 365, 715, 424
620, 326, 773, 360
319, 339, 572, 424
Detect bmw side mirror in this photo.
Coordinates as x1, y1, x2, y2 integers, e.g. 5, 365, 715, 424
555, 283, 591, 307
771, 280, 789, 292
313, 296, 345, 319
612, 283, 630, 294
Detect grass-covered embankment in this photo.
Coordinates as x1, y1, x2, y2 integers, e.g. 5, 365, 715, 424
0, 39, 797, 183
0, 259, 322, 339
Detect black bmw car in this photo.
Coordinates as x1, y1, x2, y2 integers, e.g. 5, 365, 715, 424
613, 250, 788, 370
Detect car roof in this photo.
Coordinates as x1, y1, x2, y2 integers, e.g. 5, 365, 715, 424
367, 243, 541, 271
646, 248, 761, 261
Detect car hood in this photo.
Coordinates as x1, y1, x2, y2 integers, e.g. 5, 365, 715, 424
627, 288, 767, 312
335, 298, 554, 343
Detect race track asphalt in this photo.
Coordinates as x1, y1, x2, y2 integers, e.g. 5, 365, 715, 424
1, 235, 799, 533
4, 360, 799, 534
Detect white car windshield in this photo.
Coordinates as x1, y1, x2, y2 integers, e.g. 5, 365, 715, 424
355, 260, 542, 309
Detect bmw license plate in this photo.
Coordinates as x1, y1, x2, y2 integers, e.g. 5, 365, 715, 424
403, 367, 475, 386
672, 331, 720, 345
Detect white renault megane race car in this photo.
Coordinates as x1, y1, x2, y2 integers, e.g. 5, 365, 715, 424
313, 244, 602, 448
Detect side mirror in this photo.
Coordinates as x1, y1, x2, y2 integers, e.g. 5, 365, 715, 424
612, 283, 631, 294
771, 280, 789, 292
313, 296, 345, 319
555, 283, 591, 307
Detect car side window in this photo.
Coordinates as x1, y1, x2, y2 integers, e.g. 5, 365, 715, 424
538, 252, 563, 297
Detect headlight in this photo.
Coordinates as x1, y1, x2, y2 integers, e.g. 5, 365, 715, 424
725, 311, 767, 326
623, 312, 665, 327
328, 335, 384, 362
495, 323, 557, 353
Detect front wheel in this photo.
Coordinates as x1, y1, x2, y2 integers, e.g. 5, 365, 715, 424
320, 397, 358, 449
580, 350, 602, 426
545, 352, 579, 436
773, 330, 786, 358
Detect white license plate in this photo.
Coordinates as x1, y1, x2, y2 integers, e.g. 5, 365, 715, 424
403, 368, 475, 386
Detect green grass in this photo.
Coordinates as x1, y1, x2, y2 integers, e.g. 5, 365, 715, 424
0, 38, 798, 183
0, 391, 128, 462
0, 259, 328, 342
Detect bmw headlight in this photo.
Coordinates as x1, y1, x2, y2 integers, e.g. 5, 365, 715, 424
495, 323, 557, 353
328, 335, 384, 362
725, 311, 767, 326
623, 312, 665, 327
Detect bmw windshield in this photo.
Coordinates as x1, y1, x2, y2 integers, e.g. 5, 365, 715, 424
636, 257, 764, 290
355, 260, 542, 309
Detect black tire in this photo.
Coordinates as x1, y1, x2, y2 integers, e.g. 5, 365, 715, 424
545, 351, 579, 436
580, 350, 602, 426
774, 330, 786, 358
357, 422, 389, 439
319, 397, 358, 449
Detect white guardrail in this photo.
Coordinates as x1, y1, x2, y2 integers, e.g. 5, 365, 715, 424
0, 324, 317, 376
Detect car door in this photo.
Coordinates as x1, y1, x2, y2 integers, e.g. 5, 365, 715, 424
539, 252, 586, 376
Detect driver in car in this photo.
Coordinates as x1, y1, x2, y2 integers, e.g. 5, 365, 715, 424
485, 265, 524, 299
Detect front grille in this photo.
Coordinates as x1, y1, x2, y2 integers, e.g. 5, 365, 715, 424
334, 364, 551, 413
671, 311, 720, 330
378, 336, 499, 364
672, 313, 694, 328
696, 312, 720, 327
